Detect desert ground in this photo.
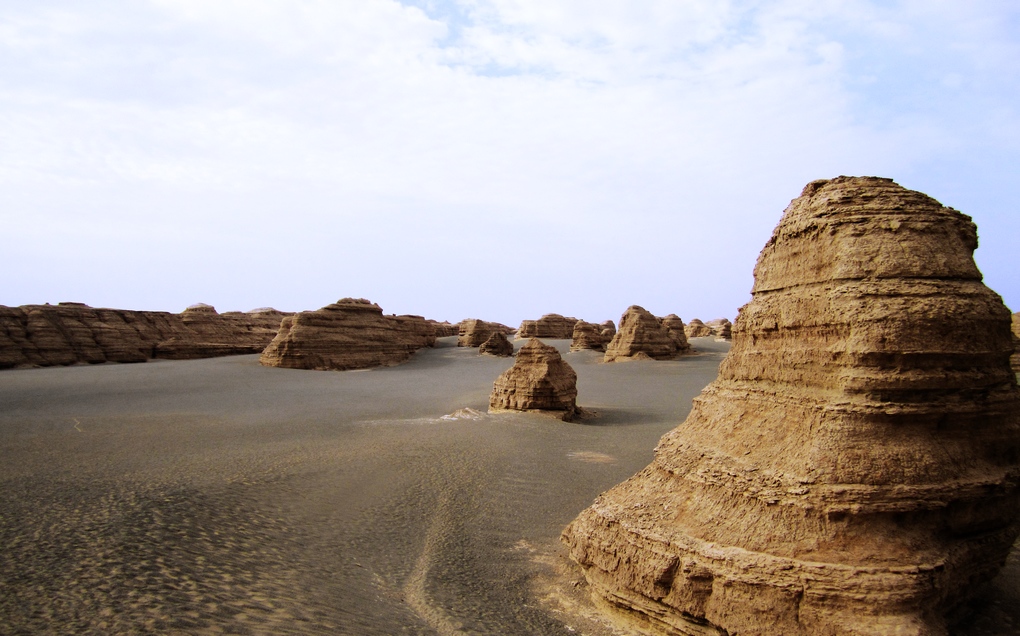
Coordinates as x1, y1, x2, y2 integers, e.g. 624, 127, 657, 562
1, 337, 1017, 635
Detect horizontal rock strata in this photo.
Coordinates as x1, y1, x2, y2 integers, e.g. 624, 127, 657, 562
516, 314, 579, 339
604, 306, 685, 362
570, 321, 608, 352
1012, 312, 1019, 372
259, 298, 435, 371
563, 176, 1020, 635
0, 302, 288, 369
658, 314, 692, 354
479, 331, 514, 357
683, 318, 712, 338
489, 338, 578, 421
457, 319, 513, 348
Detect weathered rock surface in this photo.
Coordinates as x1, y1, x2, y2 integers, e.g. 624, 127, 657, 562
599, 320, 616, 343
603, 306, 685, 362
479, 331, 515, 357
563, 176, 1020, 636
457, 319, 513, 348
1011, 312, 1019, 372
658, 314, 692, 354
0, 302, 288, 369
683, 318, 712, 338
429, 321, 459, 338
516, 314, 579, 339
570, 321, 607, 352
705, 317, 733, 340
489, 338, 579, 421
259, 298, 435, 371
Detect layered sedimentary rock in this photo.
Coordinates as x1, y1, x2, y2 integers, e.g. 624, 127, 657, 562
479, 331, 515, 357
458, 319, 512, 348
570, 321, 608, 352
259, 298, 435, 371
603, 306, 684, 362
516, 314, 579, 339
705, 317, 733, 340
489, 338, 578, 420
429, 321, 459, 338
1011, 312, 1019, 372
599, 320, 616, 343
683, 318, 712, 338
563, 177, 1020, 635
0, 302, 288, 369
659, 314, 692, 354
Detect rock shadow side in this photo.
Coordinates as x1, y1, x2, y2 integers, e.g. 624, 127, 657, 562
563, 176, 1020, 636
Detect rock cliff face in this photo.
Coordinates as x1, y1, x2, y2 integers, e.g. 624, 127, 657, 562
457, 319, 512, 348
259, 298, 435, 371
570, 321, 606, 352
563, 176, 1020, 636
604, 306, 684, 362
489, 338, 579, 421
516, 314, 579, 339
0, 302, 288, 369
1011, 312, 1019, 372
479, 331, 515, 357
659, 314, 692, 354
683, 318, 712, 338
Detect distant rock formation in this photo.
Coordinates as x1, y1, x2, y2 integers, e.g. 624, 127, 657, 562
563, 177, 1020, 635
259, 298, 435, 371
457, 319, 513, 348
599, 320, 616, 343
705, 317, 732, 340
0, 302, 288, 369
489, 339, 579, 420
516, 314, 579, 339
658, 314, 692, 353
683, 318, 712, 338
570, 321, 607, 352
429, 321, 459, 338
478, 331, 514, 357
1012, 312, 1019, 372
603, 306, 685, 362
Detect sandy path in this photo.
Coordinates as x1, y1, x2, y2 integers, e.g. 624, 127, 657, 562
0, 337, 1016, 635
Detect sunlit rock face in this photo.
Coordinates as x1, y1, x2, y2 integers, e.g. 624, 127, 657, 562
479, 330, 514, 357
517, 314, 580, 339
259, 298, 435, 371
658, 314, 692, 354
489, 338, 578, 421
563, 176, 1020, 636
684, 318, 712, 338
603, 306, 686, 362
457, 319, 511, 348
570, 321, 607, 352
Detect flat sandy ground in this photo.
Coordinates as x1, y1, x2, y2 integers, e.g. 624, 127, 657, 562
0, 337, 1017, 635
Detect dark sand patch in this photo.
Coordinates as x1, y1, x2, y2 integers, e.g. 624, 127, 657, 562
0, 336, 1016, 634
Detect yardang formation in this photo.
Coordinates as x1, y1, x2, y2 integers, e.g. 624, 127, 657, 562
489, 338, 579, 421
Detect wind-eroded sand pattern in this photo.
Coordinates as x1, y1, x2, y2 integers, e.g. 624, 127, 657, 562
1, 337, 1016, 634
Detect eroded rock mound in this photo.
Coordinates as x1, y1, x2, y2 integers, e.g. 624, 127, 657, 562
570, 321, 607, 352
0, 302, 288, 369
683, 318, 712, 338
489, 338, 578, 420
458, 319, 512, 348
516, 314, 579, 339
1011, 312, 1019, 372
563, 176, 1020, 636
599, 320, 616, 343
603, 306, 684, 362
429, 321, 459, 338
658, 314, 692, 353
479, 331, 514, 357
705, 317, 732, 340
259, 298, 435, 371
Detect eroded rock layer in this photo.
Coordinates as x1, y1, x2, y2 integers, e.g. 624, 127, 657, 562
705, 317, 732, 340
259, 298, 435, 371
659, 314, 692, 354
479, 331, 514, 357
683, 318, 712, 338
563, 176, 1020, 636
0, 302, 288, 369
570, 321, 607, 352
1011, 312, 1019, 373
489, 338, 578, 420
457, 319, 512, 348
603, 306, 684, 362
517, 314, 579, 339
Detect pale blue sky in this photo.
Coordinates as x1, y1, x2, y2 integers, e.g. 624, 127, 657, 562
2, 1, 1017, 325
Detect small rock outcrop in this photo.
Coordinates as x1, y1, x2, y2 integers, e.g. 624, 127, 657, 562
569, 321, 607, 352
259, 298, 435, 371
516, 314, 579, 339
429, 321, 459, 338
658, 314, 692, 353
599, 320, 616, 343
683, 318, 712, 338
603, 306, 685, 362
705, 317, 733, 340
489, 338, 579, 420
458, 319, 510, 348
478, 331, 514, 357
0, 302, 288, 369
563, 177, 1020, 635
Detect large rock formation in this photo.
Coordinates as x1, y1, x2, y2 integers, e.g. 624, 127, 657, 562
489, 338, 579, 421
479, 331, 514, 357
563, 176, 1020, 635
683, 318, 712, 338
570, 321, 608, 352
659, 314, 692, 354
259, 298, 435, 371
0, 302, 288, 369
457, 319, 512, 348
603, 306, 685, 362
516, 314, 579, 339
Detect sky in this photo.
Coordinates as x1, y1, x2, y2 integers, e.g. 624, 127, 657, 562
2, 0, 1018, 326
